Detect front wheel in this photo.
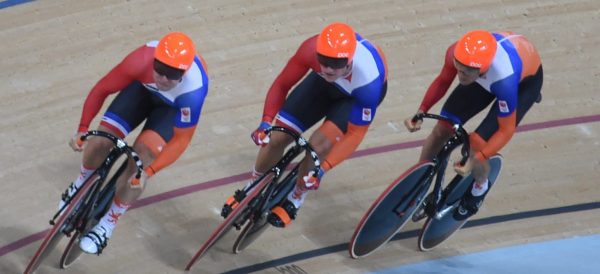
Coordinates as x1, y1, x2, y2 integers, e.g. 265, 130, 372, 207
24, 223, 68, 274
185, 173, 274, 271
349, 162, 434, 259
24, 174, 99, 274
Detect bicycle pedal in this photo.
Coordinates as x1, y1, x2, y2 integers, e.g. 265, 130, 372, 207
221, 204, 233, 218
233, 189, 247, 201
221, 189, 248, 218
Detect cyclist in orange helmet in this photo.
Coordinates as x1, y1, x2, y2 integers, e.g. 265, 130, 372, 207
60, 32, 209, 254
404, 30, 543, 220
225, 22, 388, 228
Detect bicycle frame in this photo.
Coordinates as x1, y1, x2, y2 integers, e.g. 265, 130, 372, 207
185, 126, 320, 271
413, 113, 471, 219
55, 131, 143, 232
24, 131, 143, 273
230, 126, 320, 229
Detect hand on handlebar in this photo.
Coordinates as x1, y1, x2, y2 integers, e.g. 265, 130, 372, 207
250, 121, 271, 146
453, 157, 473, 176
68, 132, 86, 152
404, 112, 424, 132
303, 167, 325, 190
454, 153, 486, 176
129, 169, 150, 189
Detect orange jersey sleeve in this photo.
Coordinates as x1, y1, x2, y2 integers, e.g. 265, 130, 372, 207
322, 123, 369, 171
479, 112, 516, 160
146, 126, 196, 176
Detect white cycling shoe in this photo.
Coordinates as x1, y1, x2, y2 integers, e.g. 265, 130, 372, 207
79, 224, 111, 254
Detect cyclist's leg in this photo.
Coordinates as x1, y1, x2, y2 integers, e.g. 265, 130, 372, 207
267, 73, 339, 227
79, 81, 155, 254
472, 66, 543, 179
253, 72, 334, 175
59, 125, 118, 210
253, 130, 296, 175
421, 83, 495, 162
461, 65, 544, 215
62, 82, 152, 210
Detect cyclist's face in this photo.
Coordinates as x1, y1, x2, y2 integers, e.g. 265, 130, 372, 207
153, 59, 185, 91
453, 59, 480, 85
319, 63, 351, 82
153, 71, 181, 91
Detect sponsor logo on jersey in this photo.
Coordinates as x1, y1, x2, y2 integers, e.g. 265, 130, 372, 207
498, 100, 509, 113
362, 108, 372, 122
181, 107, 191, 123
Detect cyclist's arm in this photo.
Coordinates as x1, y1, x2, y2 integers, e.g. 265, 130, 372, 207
476, 79, 519, 161
321, 84, 381, 170
418, 43, 458, 113
146, 89, 206, 175
78, 46, 149, 132
146, 126, 195, 176
262, 36, 316, 122
476, 113, 516, 161
146, 85, 208, 176
321, 123, 368, 171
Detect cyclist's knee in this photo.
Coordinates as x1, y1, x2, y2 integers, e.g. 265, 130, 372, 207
433, 121, 454, 139
267, 131, 294, 149
134, 130, 165, 160
83, 136, 113, 165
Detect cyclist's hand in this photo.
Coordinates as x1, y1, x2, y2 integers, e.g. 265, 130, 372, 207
303, 167, 325, 190
453, 157, 473, 176
129, 169, 150, 189
68, 132, 86, 152
250, 121, 271, 146
404, 112, 424, 132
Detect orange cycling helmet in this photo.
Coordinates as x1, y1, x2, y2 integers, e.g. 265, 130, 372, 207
155, 32, 196, 71
316, 22, 357, 63
453, 30, 497, 73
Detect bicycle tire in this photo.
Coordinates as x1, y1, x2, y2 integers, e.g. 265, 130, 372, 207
185, 173, 274, 271
59, 160, 125, 268
59, 229, 84, 269
23, 174, 100, 274
418, 155, 503, 251
349, 162, 434, 259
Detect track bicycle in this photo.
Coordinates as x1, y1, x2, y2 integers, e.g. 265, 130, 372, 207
185, 126, 320, 271
349, 113, 503, 258
24, 131, 143, 273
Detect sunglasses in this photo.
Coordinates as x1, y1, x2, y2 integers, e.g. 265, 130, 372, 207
317, 53, 349, 69
153, 59, 186, 80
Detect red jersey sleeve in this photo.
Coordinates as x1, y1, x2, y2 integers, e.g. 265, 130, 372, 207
261, 36, 317, 122
418, 43, 458, 113
77, 45, 151, 132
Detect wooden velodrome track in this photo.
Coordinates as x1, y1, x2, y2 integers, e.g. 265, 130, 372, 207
1, 0, 599, 273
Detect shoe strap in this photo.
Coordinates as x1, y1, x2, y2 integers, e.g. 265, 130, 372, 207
87, 230, 109, 252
